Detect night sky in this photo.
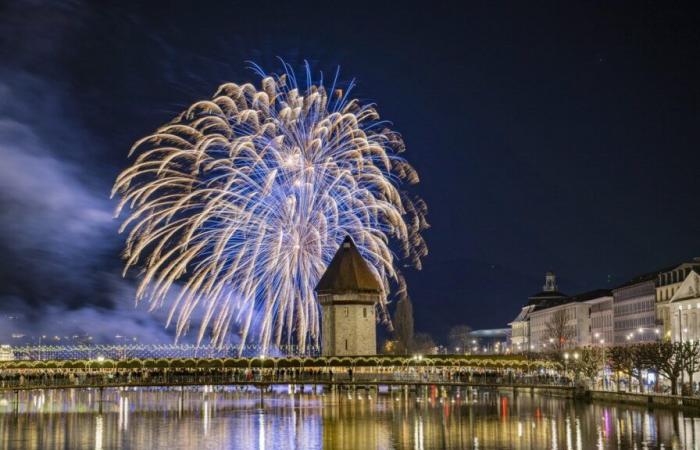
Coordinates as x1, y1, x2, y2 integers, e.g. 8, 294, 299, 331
1, 1, 699, 343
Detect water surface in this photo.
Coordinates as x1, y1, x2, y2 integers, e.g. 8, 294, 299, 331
0, 387, 698, 449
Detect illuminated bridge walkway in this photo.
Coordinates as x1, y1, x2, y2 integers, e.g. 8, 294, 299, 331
0, 355, 571, 393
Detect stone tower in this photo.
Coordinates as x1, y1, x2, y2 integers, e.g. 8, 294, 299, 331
315, 236, 382, 356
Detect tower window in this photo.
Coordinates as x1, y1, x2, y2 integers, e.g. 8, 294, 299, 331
345, 339, 348, 350
344, 307, 349, 317
363, 307, 367, 318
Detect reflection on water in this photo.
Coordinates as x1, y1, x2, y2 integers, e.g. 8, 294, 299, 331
0, 387, 699, 449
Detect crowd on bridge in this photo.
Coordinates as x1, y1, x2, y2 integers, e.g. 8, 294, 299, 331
0, 364, 573, 391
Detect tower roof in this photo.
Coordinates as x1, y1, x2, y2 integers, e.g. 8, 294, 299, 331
315, 236, 382, 294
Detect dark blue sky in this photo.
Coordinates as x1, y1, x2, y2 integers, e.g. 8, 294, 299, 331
1, 1, 699, 342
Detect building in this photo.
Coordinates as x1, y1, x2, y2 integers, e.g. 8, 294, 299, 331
509, 272, 567, 352
529, 290, 608, 351
669, 269, 700, 343
316, 236, 382, 356
467, 328, 511, 354
656, 259, 700, 338
613, 259, 700, 344
0, 345, 13, 361
613, 273, 660, 344
587, 292, 614, 346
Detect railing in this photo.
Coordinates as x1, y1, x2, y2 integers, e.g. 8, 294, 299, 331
0, 369, 573, 392
5, 344, 320, 361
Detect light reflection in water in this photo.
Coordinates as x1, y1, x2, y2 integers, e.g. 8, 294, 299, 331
94, 414, 103, 450
0, 388, 698, 449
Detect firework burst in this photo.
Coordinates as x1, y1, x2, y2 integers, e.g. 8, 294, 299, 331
112, 61, 428, 353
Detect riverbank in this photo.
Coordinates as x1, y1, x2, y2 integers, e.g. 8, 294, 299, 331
584, 389, 700, 411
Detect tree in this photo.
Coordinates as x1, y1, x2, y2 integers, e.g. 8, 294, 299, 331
607, 345, 641, 392
574, 346, 606, 387
393, 297, 414, 355
412, 332, 437, 355
544, 309, 575, 353
680, 341, 700, 395
447, 325, 472, 354
638, 342, 683, 396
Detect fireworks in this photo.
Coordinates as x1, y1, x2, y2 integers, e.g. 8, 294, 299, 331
112, 62, 428, 353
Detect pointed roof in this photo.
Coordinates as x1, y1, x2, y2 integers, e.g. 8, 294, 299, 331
670, 269, 700, 303
315, 236, 382, 294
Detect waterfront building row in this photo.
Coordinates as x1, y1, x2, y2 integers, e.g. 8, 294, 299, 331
509, 258, 700, 352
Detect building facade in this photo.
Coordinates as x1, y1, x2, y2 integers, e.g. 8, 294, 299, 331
316, 236, 382, 356
509, 272, 567, 352
669, 269, 700, 343
656, 260, 700, 338
587, 294, 614, 346
509, 305, 534, 352
529, 301, 591, 351
613, 275, 659, 344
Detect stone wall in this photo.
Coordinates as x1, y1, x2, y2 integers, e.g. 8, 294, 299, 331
320, 293, 378, 356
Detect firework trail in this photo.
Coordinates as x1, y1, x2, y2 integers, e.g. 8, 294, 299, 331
112, 61, 428, 353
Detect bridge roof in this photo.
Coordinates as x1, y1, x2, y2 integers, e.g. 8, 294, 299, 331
315, 236, 382, 294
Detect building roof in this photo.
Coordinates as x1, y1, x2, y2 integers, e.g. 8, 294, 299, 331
614, 269, 669, 290
526, 290, 568, 307
529, 289, 612, 313
509, 305, 535, 324
315, 236, 382, 294
530, 297, 571, 312
469, 328, 511, 337
614, 259, 700, 290
568, 289, 612, 302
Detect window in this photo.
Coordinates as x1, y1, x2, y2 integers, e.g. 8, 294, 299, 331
345, 339, 348, 350
363, 307, 367, 318
344, 307, 349, 317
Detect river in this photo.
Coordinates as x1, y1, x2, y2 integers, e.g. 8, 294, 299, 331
0, 387, 698, 449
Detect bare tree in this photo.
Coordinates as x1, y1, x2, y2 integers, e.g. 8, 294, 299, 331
638, 342, 683, 395
447, 325, 472, 353
680, 341, 700, 395
412, 332, 437, 355
393, 297, 414, 355
607, 345, 640, 392
544, 309, 575, 353
574, 346, 606, 387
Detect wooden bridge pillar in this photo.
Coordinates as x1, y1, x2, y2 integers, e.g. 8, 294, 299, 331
13, 390, 18, 414
258, 384, 265, 409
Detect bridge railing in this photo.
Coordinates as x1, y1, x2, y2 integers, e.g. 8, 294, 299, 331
5, 344, 320, 361
0, 368, 573, 391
